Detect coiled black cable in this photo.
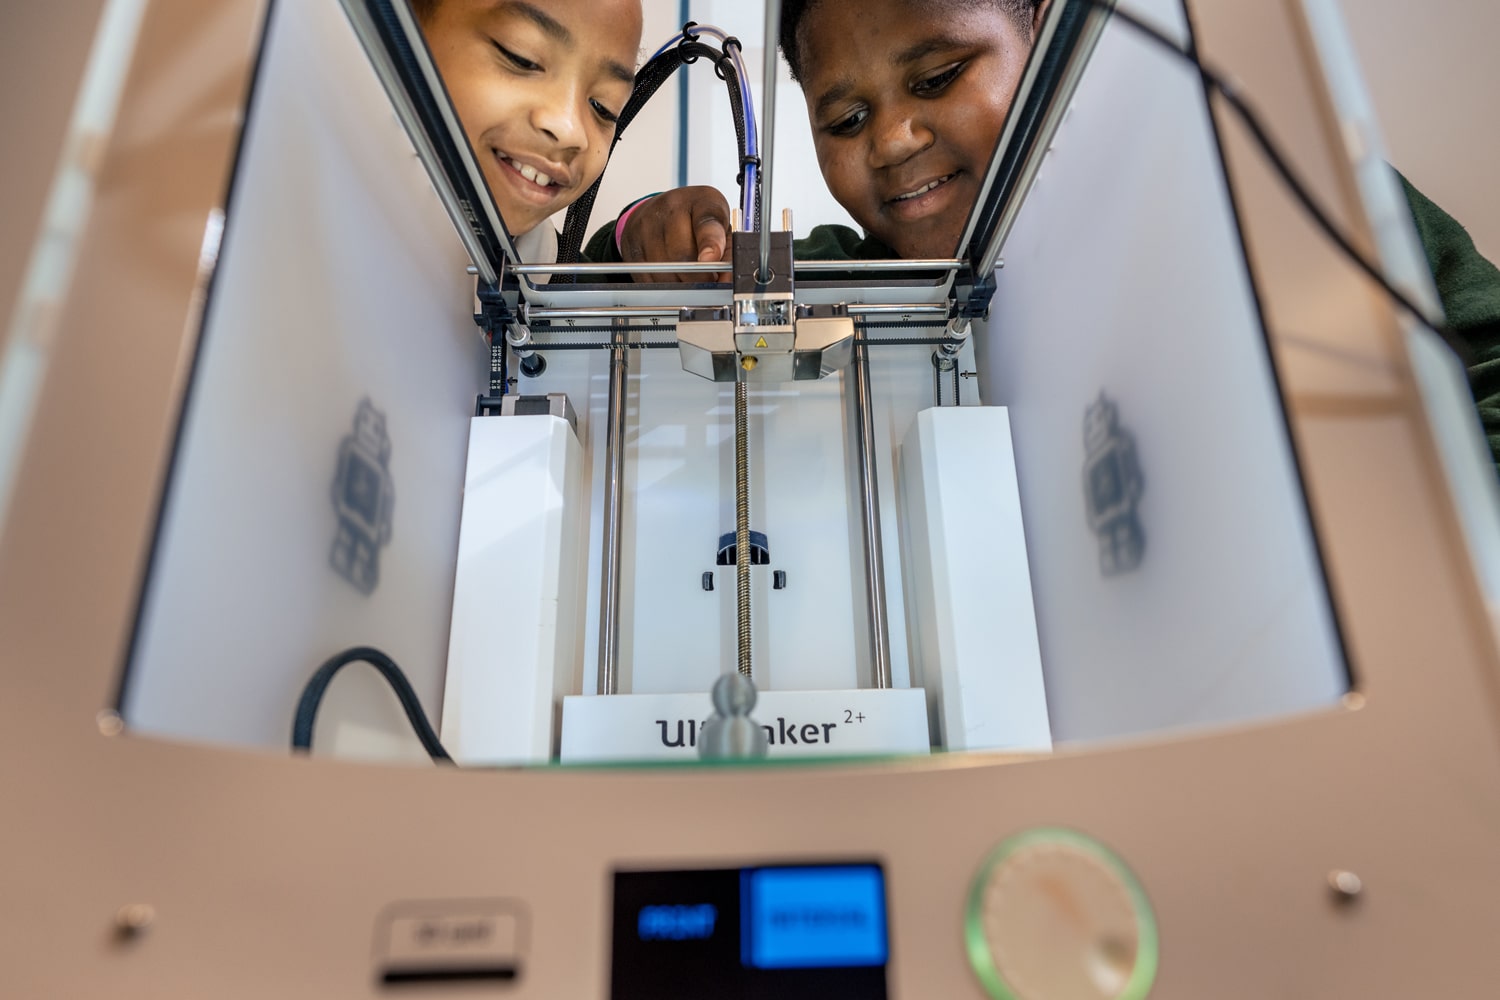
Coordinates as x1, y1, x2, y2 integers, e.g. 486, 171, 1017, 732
291, 646, 452, 763
557, 27, 754, 269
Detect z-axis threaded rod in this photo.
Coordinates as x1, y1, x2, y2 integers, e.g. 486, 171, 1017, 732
735, 380, 752, 678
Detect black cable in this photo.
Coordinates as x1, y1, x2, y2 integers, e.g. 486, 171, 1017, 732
1097, 1, 1460, 354
291, 646, 452, 762
557, 31, 752, 267
557, 45, 690, 266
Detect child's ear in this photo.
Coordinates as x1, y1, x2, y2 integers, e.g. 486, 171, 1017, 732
1031, 0, 1053, 39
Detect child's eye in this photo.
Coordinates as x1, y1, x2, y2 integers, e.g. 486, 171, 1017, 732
826, 107, 869, 138
590, 98, 621, 126
912, 62, 964, 96
492, 41, 541, 73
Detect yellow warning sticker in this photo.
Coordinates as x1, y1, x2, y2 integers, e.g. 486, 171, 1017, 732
754, 337, 768, 349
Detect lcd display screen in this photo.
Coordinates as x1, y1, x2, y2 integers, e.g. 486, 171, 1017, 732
612, 863, 889, 1000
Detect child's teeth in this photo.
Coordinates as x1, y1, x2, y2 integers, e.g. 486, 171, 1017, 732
509, 160, 554, 187
897, 175, 951, 201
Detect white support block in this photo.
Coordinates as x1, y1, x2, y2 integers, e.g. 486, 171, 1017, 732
898, 407, 1052, 752
442, 414, 583, 764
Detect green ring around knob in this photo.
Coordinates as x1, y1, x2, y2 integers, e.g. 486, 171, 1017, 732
964, 827, 1159, 1000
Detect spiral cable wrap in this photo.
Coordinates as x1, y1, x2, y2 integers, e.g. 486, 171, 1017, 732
557, 26, 757, 267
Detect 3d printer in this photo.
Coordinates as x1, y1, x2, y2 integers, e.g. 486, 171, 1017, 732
5, 0, 1500, 996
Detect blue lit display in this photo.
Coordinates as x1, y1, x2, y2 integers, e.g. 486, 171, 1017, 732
638, 904, 718, 941
741, 865, 888, 969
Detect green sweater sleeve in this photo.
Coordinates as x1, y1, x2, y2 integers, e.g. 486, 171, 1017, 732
583, 217, 621, 264
793, 224, 891, 260
1401, 176, 1500, 475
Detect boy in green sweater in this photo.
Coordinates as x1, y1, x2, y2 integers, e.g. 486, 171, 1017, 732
589, 0, 1500, 472
588, 0, 1044, 273
1402, 178, 1500, 472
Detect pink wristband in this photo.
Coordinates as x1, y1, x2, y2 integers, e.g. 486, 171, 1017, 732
614, 193, 660, 253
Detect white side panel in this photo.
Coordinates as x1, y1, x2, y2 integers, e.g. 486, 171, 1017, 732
978, 0, 1347, 743
899, 407, 1051, 752
443, 414, 582, 765
124, 0, 479, 750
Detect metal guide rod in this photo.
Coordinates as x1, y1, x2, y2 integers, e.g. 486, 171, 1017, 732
597, 322, 629, 695
504, 258, 964, 276
853, 335, 893, 688
526, 303, 949, 322
735, 381, 752, 678
798, 258, 964, 272
757, 0, 782, 281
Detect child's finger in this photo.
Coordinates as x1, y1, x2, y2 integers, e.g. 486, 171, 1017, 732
695, 216, 728, 262
691, 221, 730, 282
664, 210, 706, 281
690, 193, 731, 281
620, 186, 733, 282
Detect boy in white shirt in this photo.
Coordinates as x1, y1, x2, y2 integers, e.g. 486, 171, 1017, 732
413, 0, 644, 262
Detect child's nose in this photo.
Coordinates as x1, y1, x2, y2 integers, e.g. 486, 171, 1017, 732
868, 108, 933, 169
531, 88, 588, 153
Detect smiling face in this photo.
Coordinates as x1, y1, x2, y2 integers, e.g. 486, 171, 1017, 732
417, 0, 642, 237
796, 0, 1042, 259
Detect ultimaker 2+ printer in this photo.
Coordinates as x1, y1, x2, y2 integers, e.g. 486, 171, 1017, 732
6, 0, 1500, 997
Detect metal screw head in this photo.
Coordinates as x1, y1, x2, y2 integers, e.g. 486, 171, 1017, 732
1328, 870, 1363, 903
114, 904, 155, 937
96, 711, 124, 737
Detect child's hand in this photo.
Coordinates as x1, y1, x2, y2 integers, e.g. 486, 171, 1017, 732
618, 186, 733, 283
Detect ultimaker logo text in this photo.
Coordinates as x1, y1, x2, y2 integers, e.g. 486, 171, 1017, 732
656, 717, 840, 749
